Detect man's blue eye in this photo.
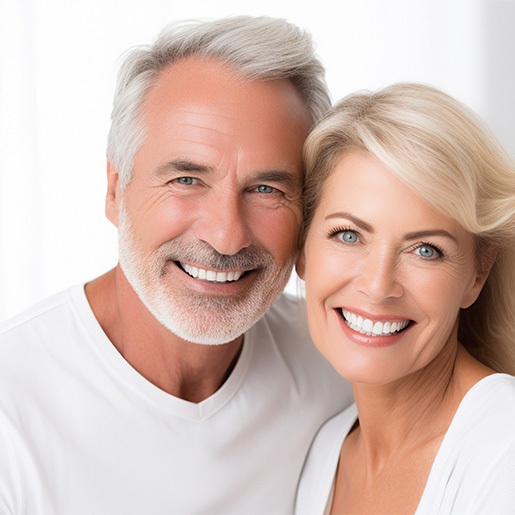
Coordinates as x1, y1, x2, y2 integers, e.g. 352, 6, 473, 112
340, 230, 358, 243
177, 177, 194, 185
257, 185, 274, 194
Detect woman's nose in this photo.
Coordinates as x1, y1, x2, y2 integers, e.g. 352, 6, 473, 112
354, 251, 404, 302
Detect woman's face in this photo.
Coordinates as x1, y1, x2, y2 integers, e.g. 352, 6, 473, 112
297, 153, 486, 386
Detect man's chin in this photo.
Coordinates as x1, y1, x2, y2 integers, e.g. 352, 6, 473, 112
150, 304, 259, 345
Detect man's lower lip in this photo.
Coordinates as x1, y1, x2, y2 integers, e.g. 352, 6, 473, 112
337, 312, 410, 347
186, 274, 247, 284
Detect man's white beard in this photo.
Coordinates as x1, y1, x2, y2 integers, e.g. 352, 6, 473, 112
117, 202, 295, 345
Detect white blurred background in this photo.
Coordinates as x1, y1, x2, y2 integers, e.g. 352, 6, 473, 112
1, 0, 514, 321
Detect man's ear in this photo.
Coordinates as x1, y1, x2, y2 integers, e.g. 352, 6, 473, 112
295, 249, 306, 280
106, 159, 121, 228
461, 244, 498, 309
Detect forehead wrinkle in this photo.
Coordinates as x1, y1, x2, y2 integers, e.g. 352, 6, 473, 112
177, 120, 232, 136
174, 108, 234, 134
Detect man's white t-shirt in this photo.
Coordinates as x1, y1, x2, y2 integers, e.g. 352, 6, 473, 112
0, 284, 353, 514
295, 374, 515, 515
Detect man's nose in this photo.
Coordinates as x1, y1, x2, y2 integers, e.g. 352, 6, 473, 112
192, 193, 252, 256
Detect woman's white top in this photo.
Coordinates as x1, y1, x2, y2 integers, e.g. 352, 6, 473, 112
296, 374, 515, 514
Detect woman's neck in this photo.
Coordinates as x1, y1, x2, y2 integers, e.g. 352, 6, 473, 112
350, 342, 493, 471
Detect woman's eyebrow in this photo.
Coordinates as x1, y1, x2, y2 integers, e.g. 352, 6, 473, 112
404, 229, 458, 243
325, 212, 373, 233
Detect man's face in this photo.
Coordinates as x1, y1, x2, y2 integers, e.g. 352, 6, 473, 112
109, 56, 311, 344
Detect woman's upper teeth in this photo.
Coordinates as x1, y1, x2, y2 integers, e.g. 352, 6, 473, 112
342, 309, 410, 336
182, 263, 243, 283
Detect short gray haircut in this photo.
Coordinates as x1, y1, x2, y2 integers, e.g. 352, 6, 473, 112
107, 15, 331, 187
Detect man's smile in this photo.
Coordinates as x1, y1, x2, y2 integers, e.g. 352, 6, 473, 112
180, 262, 246, 283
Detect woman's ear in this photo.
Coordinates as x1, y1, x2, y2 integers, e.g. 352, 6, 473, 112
295, 249, 306, 280
461, 244, 498, 309
105, 159, 121, 227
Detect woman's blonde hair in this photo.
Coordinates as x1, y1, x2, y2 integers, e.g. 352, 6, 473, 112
303, 82, 515, 373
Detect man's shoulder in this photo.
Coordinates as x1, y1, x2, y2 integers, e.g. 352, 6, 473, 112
253, 292, 352, 396
0, 285, 83, 349
263, 293, 309, 339
257, 292, 313, 350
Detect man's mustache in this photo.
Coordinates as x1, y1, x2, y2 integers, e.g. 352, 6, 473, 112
158, 238, 274, 270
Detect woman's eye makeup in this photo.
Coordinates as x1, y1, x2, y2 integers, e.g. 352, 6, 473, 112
326, 223, 448, 261
328, 227, 360, 243
340, 230, 359, 243
413, 242, 445, 260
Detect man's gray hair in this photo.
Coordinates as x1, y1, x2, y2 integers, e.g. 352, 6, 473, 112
107, 15, 331, 187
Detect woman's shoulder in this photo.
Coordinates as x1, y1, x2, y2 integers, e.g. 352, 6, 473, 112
295, 404, 357, 515
463, 373, 515, 416
417, 374, 515, 513
448, 373, 515, 444
306, 403, 358, 463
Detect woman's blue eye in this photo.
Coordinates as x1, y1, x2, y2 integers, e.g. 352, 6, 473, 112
339, 230, 358, 243
415, 244, 440, 259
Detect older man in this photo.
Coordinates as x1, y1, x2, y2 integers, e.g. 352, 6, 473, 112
0, 16, 352, 513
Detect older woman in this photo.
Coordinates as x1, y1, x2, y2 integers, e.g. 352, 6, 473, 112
295, 83, 515, 514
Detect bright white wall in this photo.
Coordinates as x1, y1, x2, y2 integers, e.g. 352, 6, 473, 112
1, 0, 514, 321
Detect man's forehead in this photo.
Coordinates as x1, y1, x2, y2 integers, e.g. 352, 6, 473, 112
142, 55, 311, 128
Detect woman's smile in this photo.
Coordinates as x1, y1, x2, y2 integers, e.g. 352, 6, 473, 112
339, 308, 412, 336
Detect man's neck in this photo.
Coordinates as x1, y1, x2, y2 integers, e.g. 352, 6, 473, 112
84, 266, 243, 403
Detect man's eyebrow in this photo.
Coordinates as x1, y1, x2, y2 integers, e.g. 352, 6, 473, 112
325, 212, 373, 233
155, 159, 214, 176
155, 160, 300, 188
252, 170, 301, 189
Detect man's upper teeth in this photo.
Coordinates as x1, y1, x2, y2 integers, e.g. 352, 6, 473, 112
182, 263, 243, 283
342, 309, 410, 336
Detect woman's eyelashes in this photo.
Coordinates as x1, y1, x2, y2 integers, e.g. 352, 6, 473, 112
328, 227, 360, 244
327, 225, 447, 261
412, 242, 445, 260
